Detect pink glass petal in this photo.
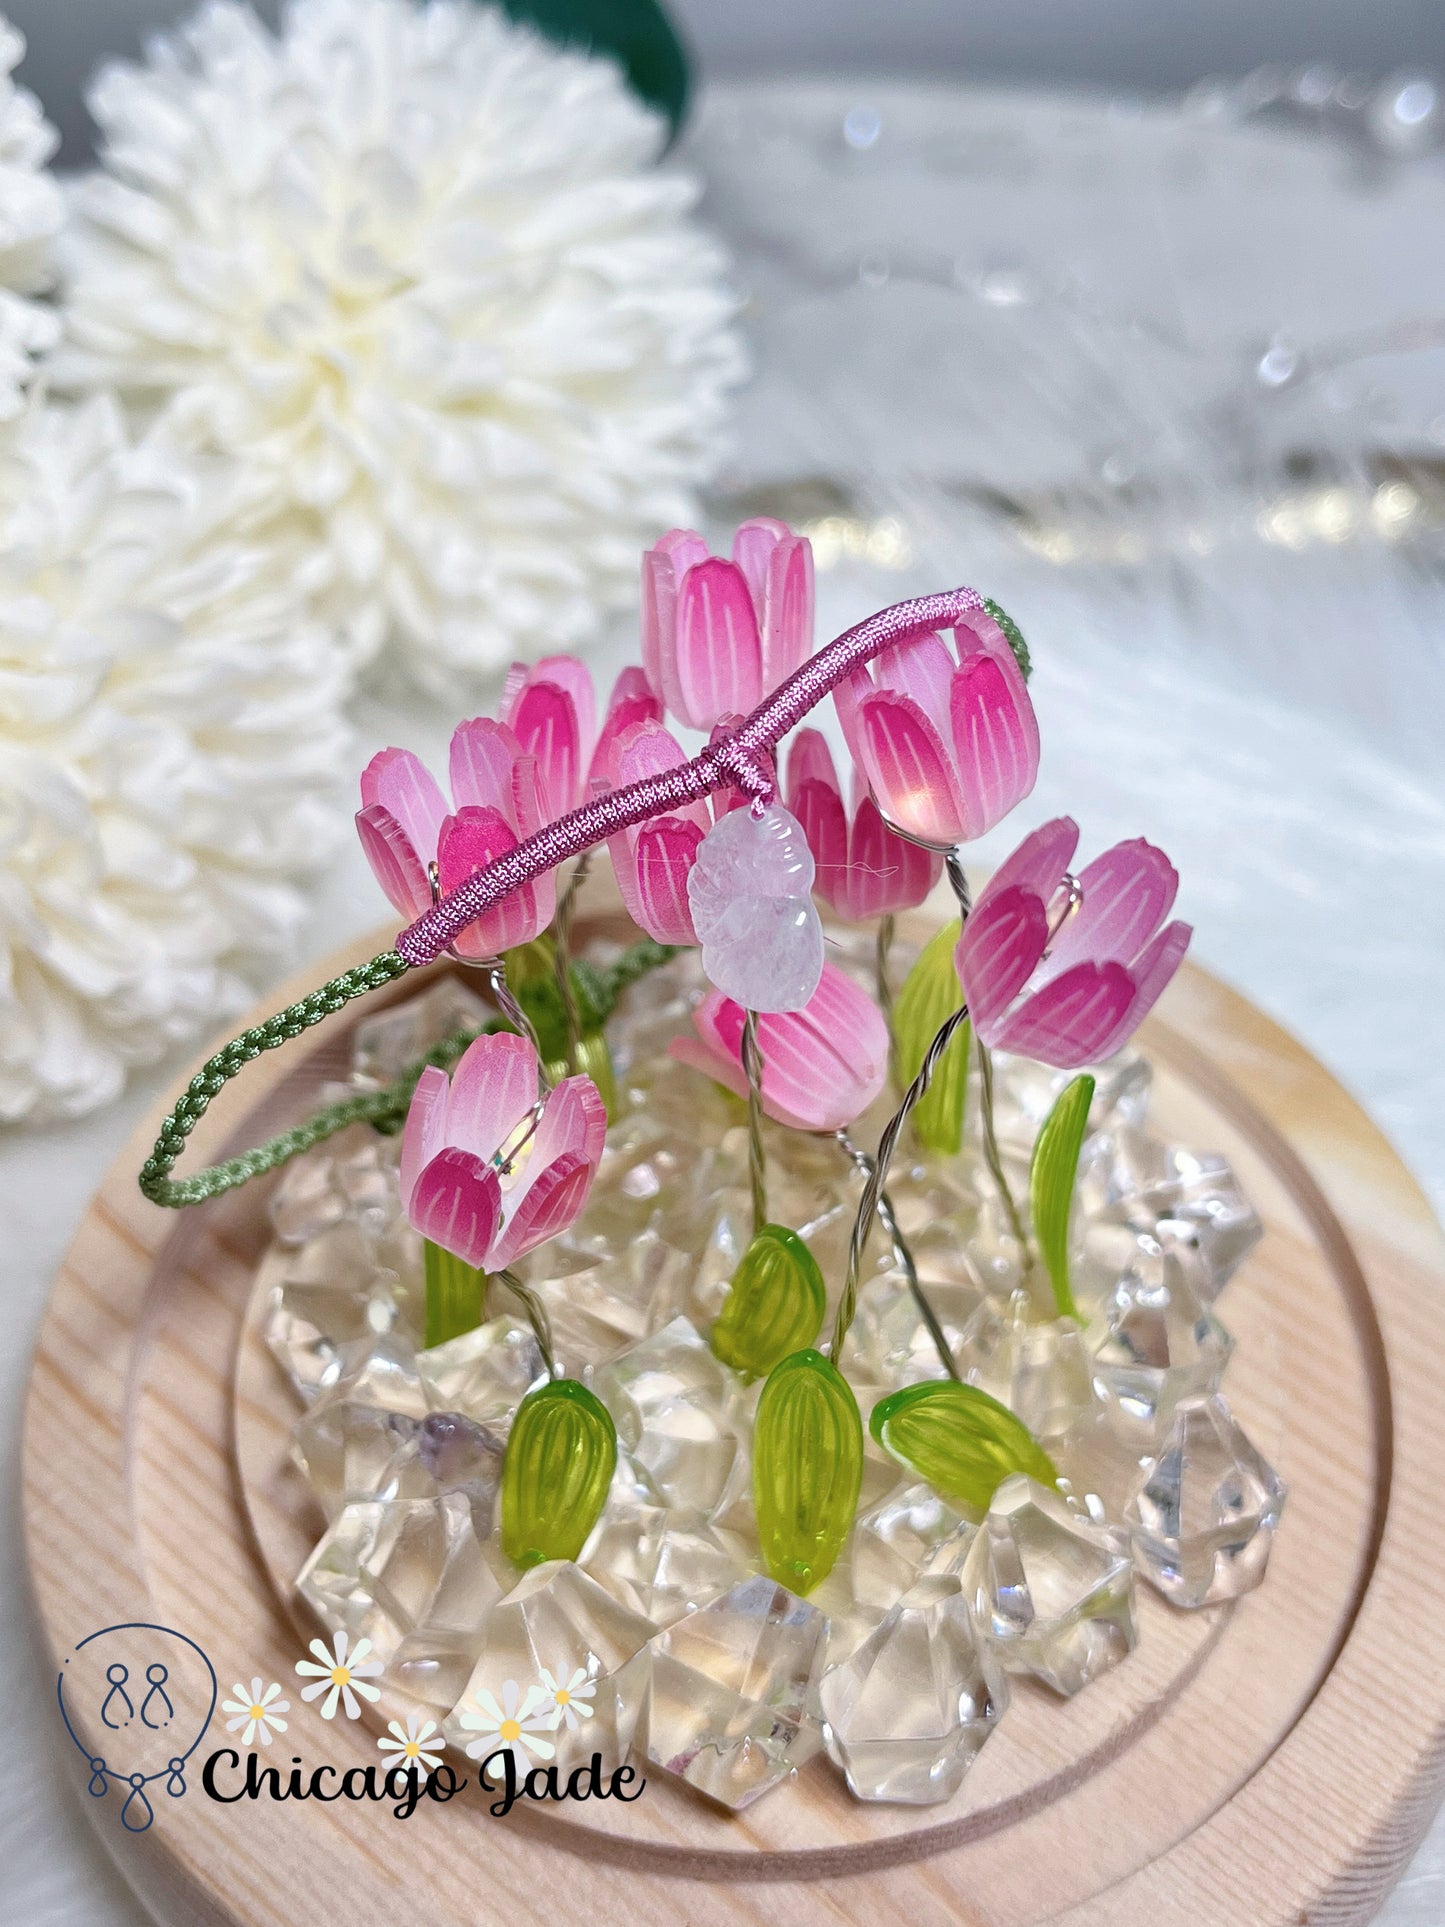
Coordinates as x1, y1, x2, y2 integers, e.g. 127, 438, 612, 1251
359, 748, 448, 864
399, 1064, 450, 1212
444, 1029, 540, 1164
675, 556, 763, 730
731, 517, 787, 615
785, 727, 839, 796
833, 664, 871, 766
530, 1073, 608, 1173
955, 884, 1050, 1038
847, 793, 940, 918
953, 605, 1020, 675
760, 534, 814, 691
991, 962, 1136, 1068
975, 817, 1080, 916
355, 805, 431, 919
589, 666, 662, 793
493, 1152, 596, 1269
756, 964, 889, 1129
1041, 838, 1179, 981
437, 806, 541, 957
449, 717, 523, 815
1094, 920, 1192, 1056
868, 632, 956, 734
632, 817, 705, 943
407, 1147, 502, 1270
855, 690, 968, 845
947, 653, 1040, 841
790, 777, 850, 915
504, 678, 585, 818
612, 718, 710, 829
642, 531, 711, 713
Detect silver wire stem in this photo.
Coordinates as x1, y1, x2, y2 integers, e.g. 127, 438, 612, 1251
836, 1128, 960, 1381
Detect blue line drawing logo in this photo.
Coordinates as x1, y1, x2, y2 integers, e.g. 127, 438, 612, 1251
57, 1623, 218, 1832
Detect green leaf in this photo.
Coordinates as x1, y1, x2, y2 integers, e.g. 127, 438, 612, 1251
502, 1378, 617, 1568
892, 921, 971, 1154
753, 1349, 863, 1593
711, 1225, 826, 1377
870, 1380, 1057, 1513
1029, 1074, 1094, 1321
424, 1238, 487, 1348
498, 0, 690, 134
983, 597, 1031, 681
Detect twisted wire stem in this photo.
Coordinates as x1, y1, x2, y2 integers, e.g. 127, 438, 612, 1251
495, 1267, 557, 1379
836, 1129, 959, 1381
975, 1034, 1031, 1254
741, 1010, 768, 1236
832, 1002, 972, 1359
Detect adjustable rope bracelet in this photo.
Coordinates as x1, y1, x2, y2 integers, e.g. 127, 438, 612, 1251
137, 586, 1000, 1209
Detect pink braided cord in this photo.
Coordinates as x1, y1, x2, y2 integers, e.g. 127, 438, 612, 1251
395, 586, 985, 968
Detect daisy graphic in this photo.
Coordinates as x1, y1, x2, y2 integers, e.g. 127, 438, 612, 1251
539, 1666, 596, 1732
458, 1680, 556, 1769
295, 1631, 383, 1721
377, 1713, 445, 1782
220, 1678, 289, 1747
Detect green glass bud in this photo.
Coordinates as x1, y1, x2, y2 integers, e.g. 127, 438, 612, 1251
1029, 1073, 1095, 1322
501, 1378, 616, 1569
544, 1029, 618, 1121
753, 1349, 863, 1594
870, 1380, 1057, 1514
892, 921, 971, 1154
711, 1225, 826, 1377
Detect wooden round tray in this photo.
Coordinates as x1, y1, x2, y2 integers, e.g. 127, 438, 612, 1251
22, 899, 1445, 1926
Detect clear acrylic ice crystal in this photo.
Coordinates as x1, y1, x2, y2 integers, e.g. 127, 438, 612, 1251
967, 1309, 1098, 1441
819, 1578, 1009, 1803
417, 1314, 544, 1428
851, 1482, 974, 1613
1087, 1254, 1233, 1449
350, 977, 491, 1088
639, 1575, 827, 1809
1124, 1393, 1286, 1608
590, 1315, 743, 1515
298, 1490, 507, 1709
1077, 1128, 1262, 1302
293, 1334, 433, 1517
583, 1500, 749, 1627
961, 1475, 1137, 1697
443, 1561, 653, 1774
262, 1221, 414, 1402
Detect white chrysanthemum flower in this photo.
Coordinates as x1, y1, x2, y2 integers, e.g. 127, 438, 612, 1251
56, 0, 745, 693
0, 392, 347, 1123
0, 19, 63, 417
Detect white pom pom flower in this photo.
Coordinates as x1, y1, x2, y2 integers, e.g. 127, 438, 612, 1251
56, 0, 745, 692
0, 393, 348, 1122
0, 19, 63, 418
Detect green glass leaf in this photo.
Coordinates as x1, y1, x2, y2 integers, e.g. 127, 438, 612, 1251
502, 1378, 617, 1569
983, 596, 1031, 681
497, 0, 690, 134
543, 1029, 618, 1121
711, 1225, 826, 1377
870, 1380, 1057, 1513
892, 921, 971, 1154
424, 1238, 487, 1349
1029, 1073, 1095, 1321
753, 1349, 863, 1593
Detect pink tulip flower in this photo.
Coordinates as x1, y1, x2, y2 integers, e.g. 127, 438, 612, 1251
641, 519, 814, 731
356, 720, 555, 958
600, 716, 710, 945
401, 1031, 606, 1271
669, 962, 889, 1131
835, 605, 1039, 846
955, 816, 1191, 1067
588, 666, 662, 796
500, 654, 596, 817
786, 729, 942, 919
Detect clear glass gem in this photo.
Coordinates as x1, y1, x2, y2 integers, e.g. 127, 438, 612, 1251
1124, 1393, 1286, 1608
298, 1491, 506, 1709
417, 1314, 545, 1429
1077, 1128, 1262, 1302
262, 1223, 413, 1402
851, 1482, 974, 1613
590, 1315, 743, 1514
351, 976, 491, 1088
1087, 1255, 1233, 1449
292, 1335, 433, 1517
961, 1474, 1137, 1696
443, 1561, 653, 1775
583, 1501, 749, 1627
968, 1310, 1097, 1441
819, 1578, 1009, 1803
639, 1575, 826, 1809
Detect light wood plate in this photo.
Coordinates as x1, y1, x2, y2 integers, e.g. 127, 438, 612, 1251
22, 891, 1445, 1926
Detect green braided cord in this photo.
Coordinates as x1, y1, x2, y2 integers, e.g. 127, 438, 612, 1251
983, 597, 1031, 682
137, 938, 680, 1210
138, 951, 412, 1208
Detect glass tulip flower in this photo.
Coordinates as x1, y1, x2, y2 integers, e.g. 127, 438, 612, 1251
786, 728, 942, 918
